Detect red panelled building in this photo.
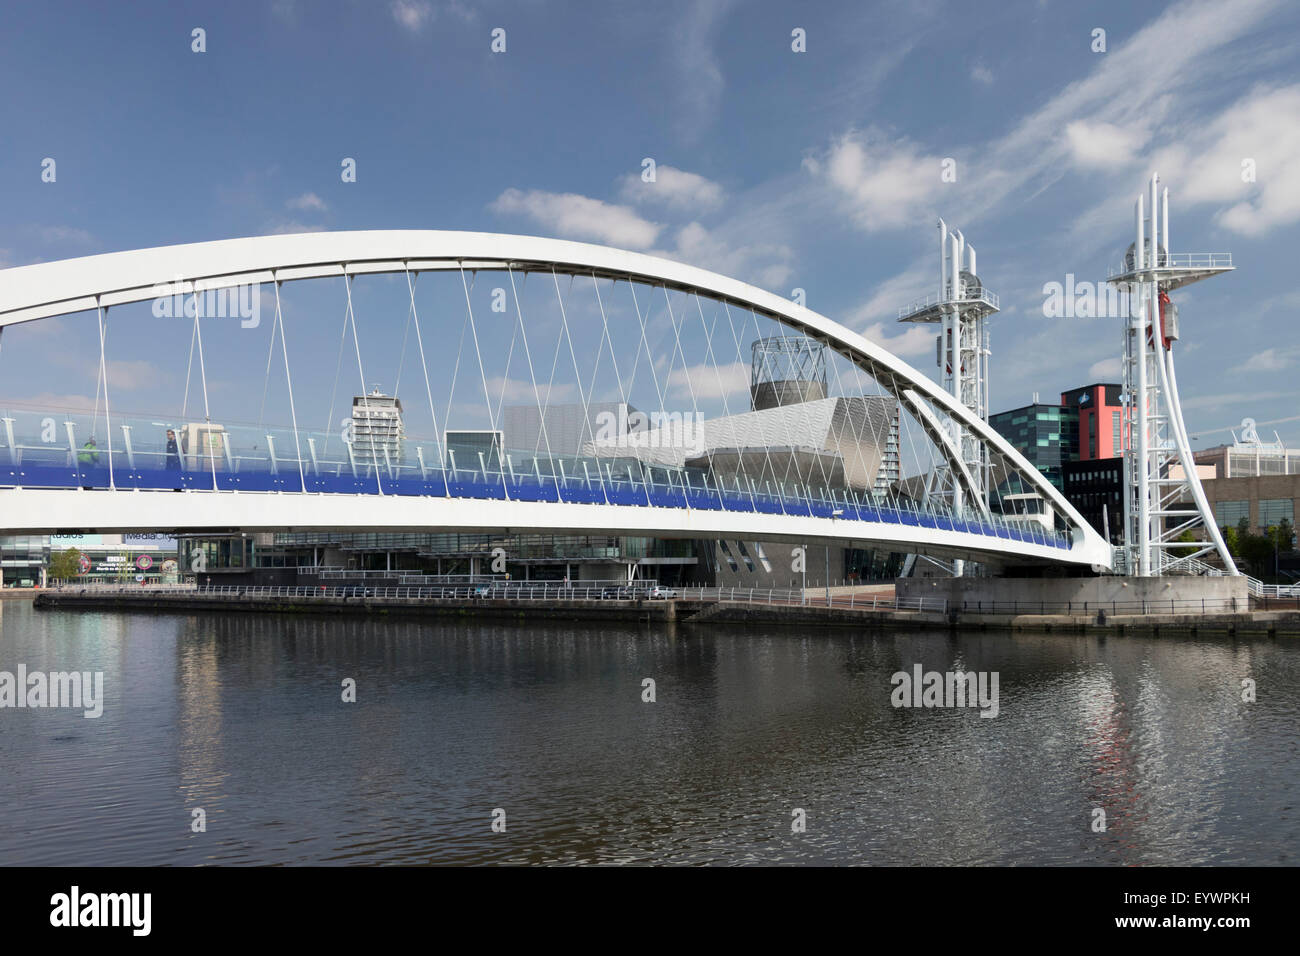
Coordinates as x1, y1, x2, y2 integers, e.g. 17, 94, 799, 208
1061, 383, 1125, 461
1059, 383, 1125, 543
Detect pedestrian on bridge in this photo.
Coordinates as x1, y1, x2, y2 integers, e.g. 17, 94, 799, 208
78, 437, 99, 466
78, 437, 99, 490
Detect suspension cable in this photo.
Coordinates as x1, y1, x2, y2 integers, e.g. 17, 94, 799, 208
552, 266, 607, 503
403, 266, 445, 471
95, 300, 115, 488
273, 276, 306, 491
343, 271, 382, 494
190, 295, 218, 492
506, 265, 558, 484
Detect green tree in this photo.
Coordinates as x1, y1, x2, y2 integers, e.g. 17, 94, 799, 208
1276, 518, 1295, 552
1238, 528, 1277, 579
1221, 524, 1239, 556
47, 548, 83, 581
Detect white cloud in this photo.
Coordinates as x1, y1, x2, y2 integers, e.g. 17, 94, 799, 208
664, 221, 793, 291
802, 129, 945, 231
620, 166, 724, 212
1088, 356, 1123, 378
286, 192, 327, 212
1181, 389, 1296, 411
489, 188, 662, 249
667, 360, 749, 401
484, 377, 576, 405
1150, 85, 1300, 236
861, 321, 935, 360
970, 63, 994, 86
267, 220, 327, 235
1063, 121, 1149, 170
37, 225, 95, 245
18, 392, 102, 413
105, 359, 165, 391
667, 0, 737, 141
390, 1, 433, 31
441, 0, 476, 23
844, 262, 933, 327
270, 0, 297, 23
1231, 347, 1300, 372
805, 0, 1282, 238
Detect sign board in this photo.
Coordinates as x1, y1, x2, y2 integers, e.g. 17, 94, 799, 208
124, 533, 179, 550
1233, 417, 1285, 452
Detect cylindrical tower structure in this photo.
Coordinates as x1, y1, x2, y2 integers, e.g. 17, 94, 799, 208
750, 336, 828, 411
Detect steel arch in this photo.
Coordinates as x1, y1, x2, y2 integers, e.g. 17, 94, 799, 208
0, 230, 1112, 568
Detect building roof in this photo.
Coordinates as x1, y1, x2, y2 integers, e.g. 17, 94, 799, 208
583, 395, 898, 491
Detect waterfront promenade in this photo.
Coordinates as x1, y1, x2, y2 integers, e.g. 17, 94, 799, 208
31, 583, 1300, 637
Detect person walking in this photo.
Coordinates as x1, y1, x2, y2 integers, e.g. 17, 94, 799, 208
78, 437, 99, 466
165, 428, 183, 490
78, 437, 99, 490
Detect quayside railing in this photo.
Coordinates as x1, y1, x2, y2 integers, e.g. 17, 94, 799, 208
47, 582, 948, 613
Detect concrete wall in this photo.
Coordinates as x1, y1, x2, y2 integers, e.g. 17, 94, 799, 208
898, 574, 1250, 610
1199, 473, 1300, 533
712, 539, 845, 590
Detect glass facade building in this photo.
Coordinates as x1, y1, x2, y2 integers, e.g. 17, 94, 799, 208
989, 402, 1079, 490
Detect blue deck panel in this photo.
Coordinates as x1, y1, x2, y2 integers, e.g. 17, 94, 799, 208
0, 462, 1080, 551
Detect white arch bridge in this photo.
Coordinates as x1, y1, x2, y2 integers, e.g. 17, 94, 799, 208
0, 230, 1111, 570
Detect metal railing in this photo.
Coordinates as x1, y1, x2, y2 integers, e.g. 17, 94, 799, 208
1111, 551, 1278, 597
1108, 252, 1233, 278
1255, 582, 1300, 598
675, 587, 945, 612
1, 404, 1077, 553
897, 285, 999, 320
44, 580, 196, 591
306, 568, 654, 588
958, 596, 1252, 615
49, 582, 947, 613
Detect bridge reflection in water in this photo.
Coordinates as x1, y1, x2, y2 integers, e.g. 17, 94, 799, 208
0, 602, 1291, 866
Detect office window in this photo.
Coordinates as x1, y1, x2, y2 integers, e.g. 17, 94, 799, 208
1112, 411, 1122, 455
1259, 499, 1294, 528
1214, 500, 1249, 527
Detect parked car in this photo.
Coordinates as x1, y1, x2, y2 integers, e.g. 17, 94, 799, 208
648, 586, 678, 600
601, 586, 634, 600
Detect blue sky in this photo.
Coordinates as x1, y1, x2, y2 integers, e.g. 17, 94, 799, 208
2, 0, 1299, 449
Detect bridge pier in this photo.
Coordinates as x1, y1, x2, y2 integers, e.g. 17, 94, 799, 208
897, 574, 1250, 616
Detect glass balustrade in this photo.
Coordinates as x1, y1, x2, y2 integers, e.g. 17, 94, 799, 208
0, 406, 1071, 549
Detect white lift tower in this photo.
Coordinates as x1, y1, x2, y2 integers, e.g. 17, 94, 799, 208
1106, 173, 1238, 576
898, 222, 999, 576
